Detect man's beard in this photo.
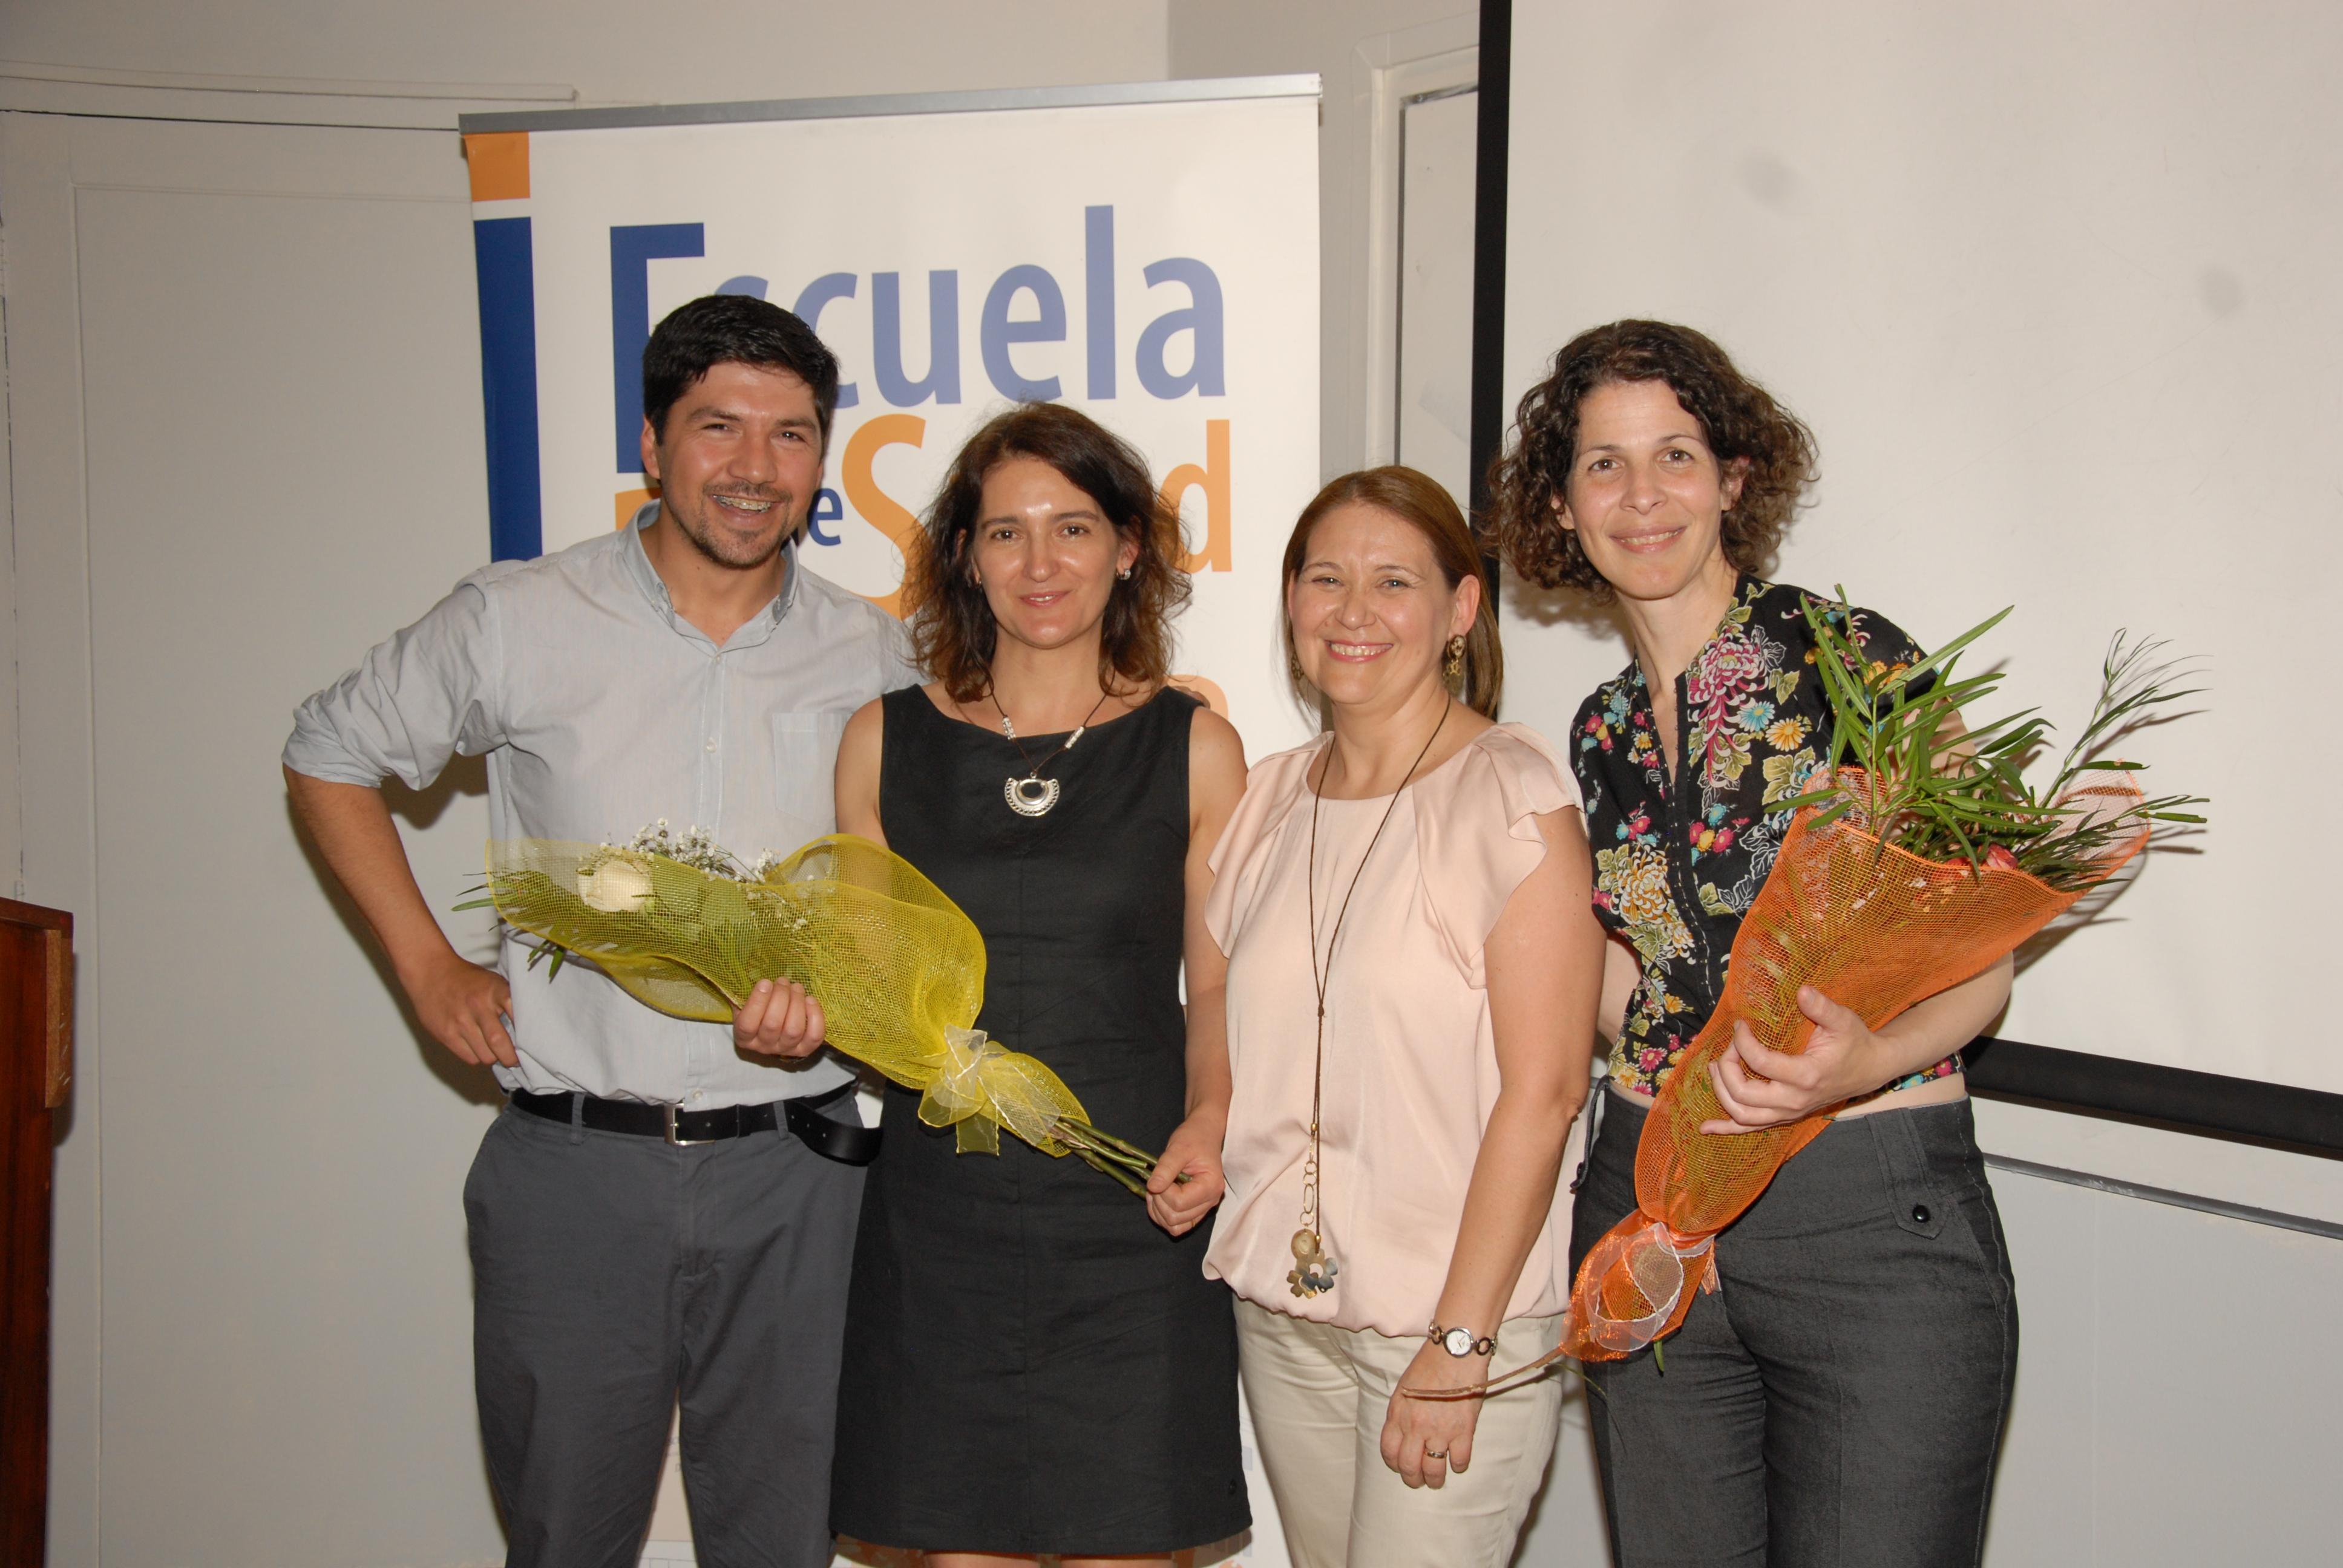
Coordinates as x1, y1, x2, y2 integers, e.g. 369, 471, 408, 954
673, 488, 798, 569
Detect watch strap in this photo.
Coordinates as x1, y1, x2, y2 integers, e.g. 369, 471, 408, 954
1427, 1322, 1497, 1357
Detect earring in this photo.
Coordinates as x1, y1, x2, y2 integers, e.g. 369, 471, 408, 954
1116, 566, 1132, 581
1444, 635, 1466, 684
1288, 647, 1306, 685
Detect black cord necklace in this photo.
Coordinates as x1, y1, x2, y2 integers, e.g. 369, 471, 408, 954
1288, 699, 1451, 1298
991, 687, 1112, 817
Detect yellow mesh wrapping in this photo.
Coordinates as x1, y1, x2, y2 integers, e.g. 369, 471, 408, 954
485, 834, 1093, 1159
1561, 774, 2150, 1362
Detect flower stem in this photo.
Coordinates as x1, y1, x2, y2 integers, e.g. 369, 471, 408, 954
1073, 1148, 1150, 1195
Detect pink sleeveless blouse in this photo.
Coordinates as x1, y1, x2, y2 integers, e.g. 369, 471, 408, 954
1202, 723, 1582, 1336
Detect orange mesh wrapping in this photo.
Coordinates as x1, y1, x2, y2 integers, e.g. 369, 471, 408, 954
1562, 773, 2148, 1361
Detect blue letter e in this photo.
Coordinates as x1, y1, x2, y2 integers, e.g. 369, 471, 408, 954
981, 265, 1068, 402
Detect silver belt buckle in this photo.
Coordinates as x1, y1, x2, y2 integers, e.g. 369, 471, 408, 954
664, 1103, 715, 1146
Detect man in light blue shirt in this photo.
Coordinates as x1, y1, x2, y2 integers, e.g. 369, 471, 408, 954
285, 295, 917, 1566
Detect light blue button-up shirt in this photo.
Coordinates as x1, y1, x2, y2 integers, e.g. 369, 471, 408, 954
285, 512, 920, 1108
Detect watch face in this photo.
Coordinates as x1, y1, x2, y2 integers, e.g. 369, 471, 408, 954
1442, 1327, 1474, 1357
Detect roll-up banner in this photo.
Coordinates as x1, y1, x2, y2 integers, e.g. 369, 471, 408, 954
457, 79, 1314, 1568
459, 78, 1322, 765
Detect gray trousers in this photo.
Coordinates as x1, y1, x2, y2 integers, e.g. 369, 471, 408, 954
1570, 1092, 2019, 1568
464, 1101, 864, 1568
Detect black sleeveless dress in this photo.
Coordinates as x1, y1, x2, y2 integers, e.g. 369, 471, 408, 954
830, 685, 1248, 1556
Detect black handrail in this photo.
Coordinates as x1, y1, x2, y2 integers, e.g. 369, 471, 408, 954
1965, 1037, 2343, 1158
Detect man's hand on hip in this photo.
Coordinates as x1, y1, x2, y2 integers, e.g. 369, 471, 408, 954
284, 768, 518, 1073
402, 948, 518, 1068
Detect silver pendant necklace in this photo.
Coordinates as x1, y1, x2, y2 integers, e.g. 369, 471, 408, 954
994, 687, 1112, 817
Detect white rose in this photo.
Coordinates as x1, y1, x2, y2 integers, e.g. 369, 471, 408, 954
578, 859, 655, 913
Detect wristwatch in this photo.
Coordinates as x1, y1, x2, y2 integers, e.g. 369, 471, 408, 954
1427, 1322, 1496, 1358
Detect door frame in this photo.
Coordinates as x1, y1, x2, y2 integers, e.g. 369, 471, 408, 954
1360, 43, 1477, 469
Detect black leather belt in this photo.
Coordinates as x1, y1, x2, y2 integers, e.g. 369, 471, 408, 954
510, 1081, 881, 1165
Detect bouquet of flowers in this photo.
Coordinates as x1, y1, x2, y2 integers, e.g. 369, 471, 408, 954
464, 823, 1170, 1193
1561, 596, 2206, 1362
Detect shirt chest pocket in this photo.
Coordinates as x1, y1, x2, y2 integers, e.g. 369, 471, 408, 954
772, 709, 855, 838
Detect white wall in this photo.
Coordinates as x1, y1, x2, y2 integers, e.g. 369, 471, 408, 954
0, 8, 1168, 1566
1496, 0, 2333, 1096
1493, 0, 2343, 1225
1169, 0, 1478, 485
1494, 2, 2343, 1561
1, 0, 1170, 109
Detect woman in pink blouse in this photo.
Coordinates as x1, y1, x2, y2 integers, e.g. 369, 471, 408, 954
1152, 467, 1605, 1567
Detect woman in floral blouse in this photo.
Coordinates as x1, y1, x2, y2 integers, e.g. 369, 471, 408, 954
1491, 320, 2019, 1567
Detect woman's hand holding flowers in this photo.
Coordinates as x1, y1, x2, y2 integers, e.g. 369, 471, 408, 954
1700, 984, 1884, 1132
1144, 1113, 1225, 1236
1382, 1339, 1487, 1489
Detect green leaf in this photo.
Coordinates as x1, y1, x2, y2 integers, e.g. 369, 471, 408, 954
1896, 604, 2016, 685
1790, 590, 2202, 879
649, 857, 703, 918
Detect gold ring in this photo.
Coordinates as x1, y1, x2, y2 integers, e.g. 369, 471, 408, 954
1425, 1447, 1447, 1459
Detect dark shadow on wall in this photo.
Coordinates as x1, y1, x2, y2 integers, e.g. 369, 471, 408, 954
283, 755, 503, 1109
1503, 570, 1632, 644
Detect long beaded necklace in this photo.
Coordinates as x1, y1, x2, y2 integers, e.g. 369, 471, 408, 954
1289, 701, 1450, 1299
991, 687, 1111, 817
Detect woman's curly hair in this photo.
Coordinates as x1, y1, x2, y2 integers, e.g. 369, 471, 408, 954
904, 402, 1190, 702
1486, 320, 1817, 597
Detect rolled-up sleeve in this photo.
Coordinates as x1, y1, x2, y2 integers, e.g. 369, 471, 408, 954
283, 575, 505, 788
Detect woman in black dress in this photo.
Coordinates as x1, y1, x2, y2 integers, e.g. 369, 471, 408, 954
818, 403, 1248, 1565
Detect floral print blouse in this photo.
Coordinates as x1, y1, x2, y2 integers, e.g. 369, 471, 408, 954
1573, 577, 1962, 1097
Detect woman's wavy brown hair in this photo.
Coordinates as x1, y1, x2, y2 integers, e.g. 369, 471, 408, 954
1487, 320, 1817, 598
905, 402, 1190, 702
1282, 467, 1504, 719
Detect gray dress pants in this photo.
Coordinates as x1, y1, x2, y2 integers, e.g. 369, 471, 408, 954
1570, 1091, 2018, 1568
464, 1100, 864, 1568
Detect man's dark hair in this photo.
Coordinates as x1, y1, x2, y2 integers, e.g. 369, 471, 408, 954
642, 293, 842, 449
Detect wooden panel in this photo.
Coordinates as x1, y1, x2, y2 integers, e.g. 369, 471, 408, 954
1, 899, 69, 1567
39, 933, 69, 1113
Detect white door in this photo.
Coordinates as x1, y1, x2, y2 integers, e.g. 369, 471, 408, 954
5, 108, 508, 1567
1392, 82, 1479, 509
